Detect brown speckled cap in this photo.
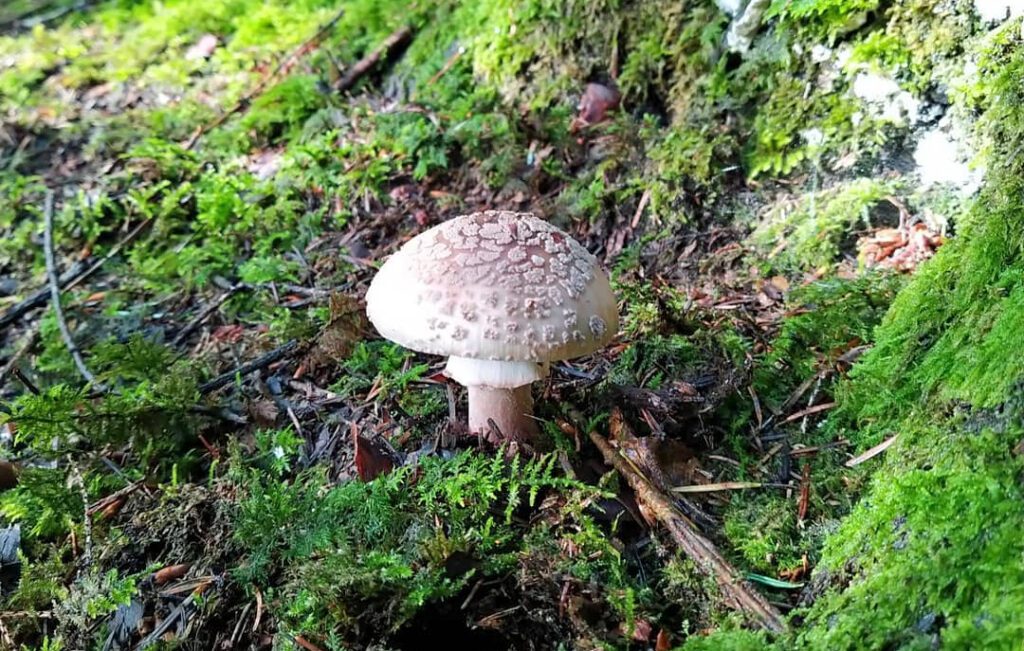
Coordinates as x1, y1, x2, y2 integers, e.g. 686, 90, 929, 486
366, 211, 619, 364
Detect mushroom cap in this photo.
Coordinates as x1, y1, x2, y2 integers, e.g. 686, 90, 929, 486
366, 210, 619, 364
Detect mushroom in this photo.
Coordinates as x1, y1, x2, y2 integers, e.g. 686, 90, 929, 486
365, 210, 618, 443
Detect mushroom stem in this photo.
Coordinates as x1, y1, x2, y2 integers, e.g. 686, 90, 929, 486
467, 385, 538, 443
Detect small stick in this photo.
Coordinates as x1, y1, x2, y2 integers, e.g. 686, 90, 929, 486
332, 25, 414, 93
86, 480, 143, 516
0, 261, 86, 329
43, 192, 99, 387
671, 481, 779, 493
68, 462, 93, 576
426, 46, 465, 86
229, 601, 253, 647
630, 188, 651, 229
294, 636, 326, 651
0, 327, 40, 386
0, 217, 153, 330
172, 284, 248, 346
62, 217, 155, 292
589, 430, 787, 633
198, 340, 299, 395
782, 401, 835, 424
845, 434, 898, 467
0, 611, 53, 619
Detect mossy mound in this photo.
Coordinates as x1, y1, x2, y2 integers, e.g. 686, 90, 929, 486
2, 0, 1023, 649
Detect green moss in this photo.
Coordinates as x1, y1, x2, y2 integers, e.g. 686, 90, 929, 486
753, 273, 903, 410
230, 445, 629, 643
677, 628, 769, 651
766, 0, 880, 42
795, 22, 1024, 649
241, 75, 331, 144
798, 422, 1024, 649
750, 178, 901, 273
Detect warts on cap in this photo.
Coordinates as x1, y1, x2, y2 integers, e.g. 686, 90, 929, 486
365, 210, 619, 366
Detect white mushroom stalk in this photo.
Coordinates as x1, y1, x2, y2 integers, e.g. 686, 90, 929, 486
365, 211, 618, 443
445, 357, 546, 442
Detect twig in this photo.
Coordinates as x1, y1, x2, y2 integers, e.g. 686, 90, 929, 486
87, 480, 144, 517
0, 260, 86, 329
789, 438, 850, 457
782, 401, 835, 424
68, 462, 93, 576
0, 217, 152, 331
671, 481, 776, 493
0, 611, 52, 619
332, 25, 414, 93
43, 191, 98, 387
0, 327, 40, 386
198, 340, 299, 395
230, 602, 253, 647
630, 188, 651, 229
63, 217, 155, 292
427, 46, 465, 85
589, 430, 786, 633
184, 7, 347, 150
252, 588, 264, 632
845, 434, 898, 467
294, 636, 327, 651
172, 284, 248, 346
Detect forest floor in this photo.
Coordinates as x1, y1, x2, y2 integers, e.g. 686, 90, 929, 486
1, 1, 1023, 650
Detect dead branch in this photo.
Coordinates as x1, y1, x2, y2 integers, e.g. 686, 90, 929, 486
43, 191, 99, 387
0, 217, 152, 331
184, 7, 348, 150
332, 25, 414, 93
0, 261, 85, 329
589, 430, 787, 633
198, 339, 300, 395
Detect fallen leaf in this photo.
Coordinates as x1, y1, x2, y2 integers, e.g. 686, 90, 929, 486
353, 425, 398, 482
620, 618, 653, 642
248, 399, 279, 428
656, 629, 672, 651
211, 324, 245, 343
244, 147, 284, 180
770, 275, 790, 292
858, 223, 944, 272
314, 293, 367, 362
